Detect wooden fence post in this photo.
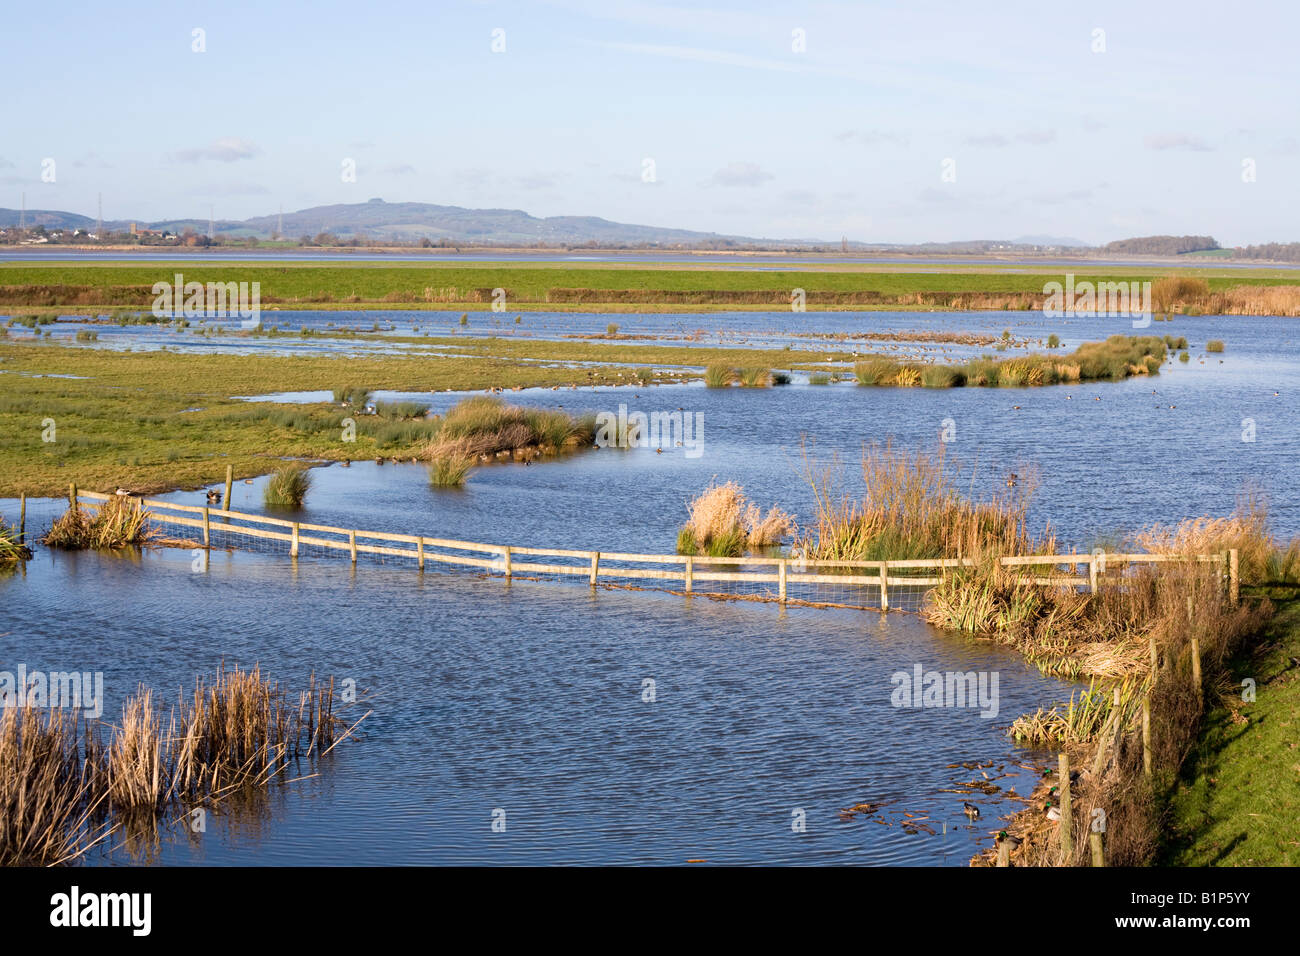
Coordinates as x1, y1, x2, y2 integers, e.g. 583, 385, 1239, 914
590, 551, 599, 587
202, 506, 210, 546
684, 557, 693, 593
778, 558, 787, 603
1058, 753, 1073, 864
1229, 548, 1239, 605
502, 545, 512, 578
879, 561, 889, 612
1149, 635, 1159, 676
417, 536, 425, 571
223, 464, 233, 511
1191, 635, 1203, 707
1142, 697, 1152, 777
1090, 830, 1105, 867
290, 522, 299, 558
349, 530, 357, 564
1089, 554, 1099, 593
18, 493, 25, 545
996, 840, 1010, 867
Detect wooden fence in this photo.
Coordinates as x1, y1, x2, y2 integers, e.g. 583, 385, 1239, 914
72, 488, 1240, 611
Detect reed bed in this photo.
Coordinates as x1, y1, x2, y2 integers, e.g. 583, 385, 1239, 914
43, 495, 153, 550
0, 666, 364, 866
797, 442, 1046, 563
331, 385, 372, 407
263, 464, 312, 509
676, 481, 795, 557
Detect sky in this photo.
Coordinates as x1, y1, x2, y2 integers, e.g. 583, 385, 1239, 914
3, 0, 1297, 246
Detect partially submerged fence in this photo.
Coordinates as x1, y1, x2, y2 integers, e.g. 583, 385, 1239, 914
68, 489, 1240, 613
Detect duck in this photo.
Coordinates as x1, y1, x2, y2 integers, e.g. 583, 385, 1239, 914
205, 489, 220, 503
962, 802, 980, 821
1006, 473, 1018, 488
114, 487, 135, 497
340, 459, 350, 467
996, 830, 1022, 848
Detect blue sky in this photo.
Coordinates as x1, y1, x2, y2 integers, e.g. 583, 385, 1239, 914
4, 0, 1297, 245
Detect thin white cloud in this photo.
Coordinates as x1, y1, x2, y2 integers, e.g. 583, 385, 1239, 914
708, 161, 774, 187
604, 42, 805, 74
1143, 133, 1213, 152
172, 138, 261, 163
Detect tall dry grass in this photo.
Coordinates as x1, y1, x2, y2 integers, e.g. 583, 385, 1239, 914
677, 481, 795, 557
798, 442, 1048, 562
0, 667, 364, 867
43, 496, 152, 550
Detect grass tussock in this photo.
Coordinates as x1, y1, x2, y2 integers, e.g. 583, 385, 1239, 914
798, 442, 1046, 563
332, 385, 372, 407
43, 496, 153, 550
704, 363, 734, 388
0, 519, 31, 562
736, 367, 773, 387
1205, 339, 1225, 353
263, 464, 312, 509
429, 454, 473, 488
427, 396, 595, 461
676, 480, 795, 557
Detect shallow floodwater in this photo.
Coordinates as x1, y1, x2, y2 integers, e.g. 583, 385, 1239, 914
3, 546, 1060, 865
3, 306, 1298, 864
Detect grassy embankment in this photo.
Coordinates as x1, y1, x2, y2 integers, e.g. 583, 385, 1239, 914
1161, 598, 1300, 865
4, 261, 1300, 313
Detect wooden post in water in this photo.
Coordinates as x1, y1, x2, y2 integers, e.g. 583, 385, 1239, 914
223, 464, 233, 510
878, 561, 889, 612
502, 545, 512, 578
1058, 753, 1073, 864
590, 551, 600, 587
349, 530, 357, 564
18, 493, 25, 545
69, 482, 78, 514
1090, 830, 1105, 867
202, 506, 210, 546
417, 536, 425, 571
290, 522, 299, 558
996, 839, 1010, 867
1142, 697, 1152, 777
1229, 548, 1239, 605
684, 557, 693, 593
778, 558, 787, 603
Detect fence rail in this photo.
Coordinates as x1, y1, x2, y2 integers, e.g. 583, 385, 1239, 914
70, 488, 1240, 612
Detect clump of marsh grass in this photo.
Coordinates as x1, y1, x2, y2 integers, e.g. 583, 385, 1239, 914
676, 481, 795, 557
1152, 275, 1209, 316
704, 364, 734, 388
373, 400, 430, 419
1205, 339, 1225, 353
427, 396, 595, 461
263, 464, 312, 509
1047, 333, 1061, 348
0, 519, 31, 562
43, 496, 153, 550
921, 364, 964, 388
808, 372, 832, 385
854, 358, 900, 385
737, 367, 773, 387
798, 442, 1046, 563
332, 385, 373, 407
429, 454, 473, 488
0, 707, 109, 866
1127, 494, 1283, 586
1178, 350, 1190, 363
